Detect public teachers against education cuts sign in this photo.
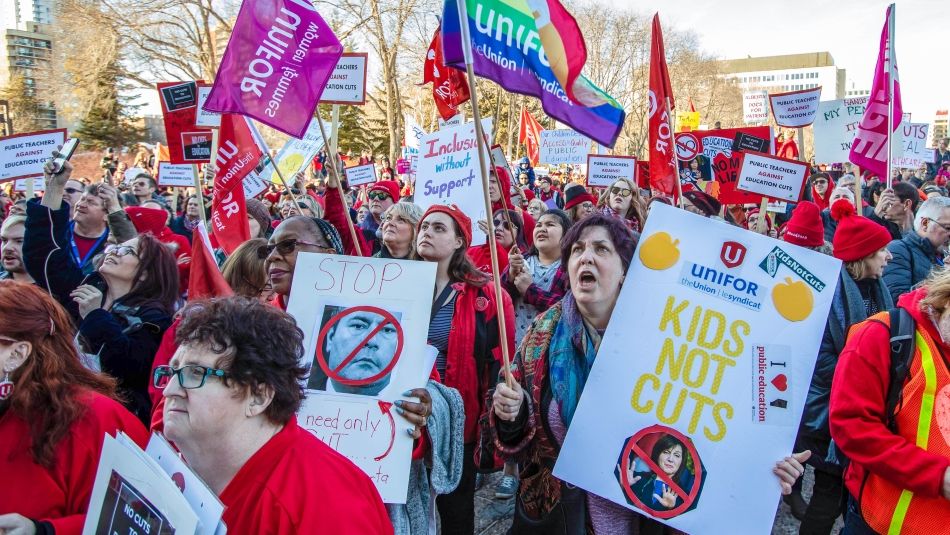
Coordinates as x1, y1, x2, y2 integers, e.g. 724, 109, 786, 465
553, 204, 840, 534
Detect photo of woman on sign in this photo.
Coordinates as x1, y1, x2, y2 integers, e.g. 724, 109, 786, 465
615, 428, 706, 519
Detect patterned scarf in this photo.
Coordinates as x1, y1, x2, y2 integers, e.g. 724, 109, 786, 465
548, 293, 602, 426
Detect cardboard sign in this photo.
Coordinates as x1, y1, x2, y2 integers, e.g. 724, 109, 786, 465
286, 253, 437, 503
83, 434, 199, 535
345, 162, 377, 186
813, 97, 869, 164
194, 84, 221, 128
769, 87, 823, 128
553, 204, 841, 534
539, 130, 592, 165
587, 155, 637, 187
157, 162, 195, 187
145, 434, 225, 535
267, 116, 331, 184
743, 91, 769, 124
415, 119, 493, 246
14, 178, 45, 192
736, 151, 809, 202
894, 122, 931, 168
320, 52, 368, 105
675, 127, 774, 205
157, 81, 213, 164
0, 129, 67, 182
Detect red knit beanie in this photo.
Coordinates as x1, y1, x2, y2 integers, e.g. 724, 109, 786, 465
370, 180, 401, 202
419, 204, 472, 247
783, 201, 824, 247
125, 206, 167, 235
830, 199, 892, 262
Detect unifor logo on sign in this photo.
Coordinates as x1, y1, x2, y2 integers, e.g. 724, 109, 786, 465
720, 241, 747, 269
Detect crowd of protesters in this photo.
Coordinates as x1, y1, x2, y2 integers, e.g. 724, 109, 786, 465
1, 137, 950, 535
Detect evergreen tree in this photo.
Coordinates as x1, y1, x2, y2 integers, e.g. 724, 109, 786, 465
75, 60, 146, 149
0, 74, 46, 133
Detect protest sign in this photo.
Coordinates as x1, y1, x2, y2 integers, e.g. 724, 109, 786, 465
769, 87, 823, 128
157, 81, 213, 164
675, 112, 700, 133
894, 122, 930, 168
743, 91, 769, 124
553, 204, 840, 534
157, 162, 196, 187
242, 166, 270, 199
122, 167, 148, 185
414, 119, 493, 246
539, 130, 593, 165
404, 117, 425, 158
490, 144, 512, 177
345, 162, 377, 186
736, 151, 809, 202
396, 158, 410, 175
14, 178, 44, 192
267, 116, 331, 184
439, 113, 464, 129
587, 155, 637, 187
203, 0, 342, 138
146, 434, 225, 535
733, 132, 770, 154
286, 253, 437, 503
320, 52, 368, 105
675, 127, 774, 205
0, 129, 66, 182
83, 434, 199, 535
194, 83, 221, 128
813, 96, 869, 164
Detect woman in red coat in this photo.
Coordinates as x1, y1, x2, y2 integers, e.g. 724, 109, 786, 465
0, 281, 148, 535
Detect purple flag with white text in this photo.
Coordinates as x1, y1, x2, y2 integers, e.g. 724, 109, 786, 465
203, 0, 343, 139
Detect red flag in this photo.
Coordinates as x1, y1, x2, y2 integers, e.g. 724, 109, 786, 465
688, 97, 696, 113
188, 225, 233, 300
518, 107, 543, 166
422, 29, 470, 121
210, 114, 261, 254
648, 13, 677, 199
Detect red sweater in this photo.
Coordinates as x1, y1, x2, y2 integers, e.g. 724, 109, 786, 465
830, 288, 950, 500
219, 417, 392, 535
0, 392, 148, 534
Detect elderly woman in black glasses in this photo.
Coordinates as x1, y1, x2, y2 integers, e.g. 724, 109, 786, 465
261, 216, 344, 310
597, 177, 645, 233
153, 297, 392, 534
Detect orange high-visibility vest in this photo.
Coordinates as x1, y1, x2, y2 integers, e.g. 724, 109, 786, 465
853, 312, 950, 534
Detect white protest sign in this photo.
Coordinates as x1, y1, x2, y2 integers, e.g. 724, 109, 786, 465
345, 162, 377, 186
439, 113, 465, 129
769, 87, 823, 128
157, 162, 195, 187
83, 434, 199, 535
243, 167, 270, 199
286, 253, 437, 504
587, 155, 637, 187
743, 91, 769, 125
766, 201, 788, 213
895, 122, 930, 168
268, 116, 331, 184
539, 129, 592, 165
195, 84, 221, 128
14, 178, 45, 192
404, 117, 425, 157
736, 151, 809, 202
490, 144, 513, 179
415, 119, 493, 246
0, 129, 66, 182
553, 204, 840, 534
813, 97, 868, 164
146, 434, 225, 535
321, 53, 368, 105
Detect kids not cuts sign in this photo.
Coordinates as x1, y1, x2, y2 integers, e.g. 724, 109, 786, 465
415, 119, 493, 246
554, 204, 840, 534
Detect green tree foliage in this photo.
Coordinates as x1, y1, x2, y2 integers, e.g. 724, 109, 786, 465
75, 61, 147, 149
0, 74, 47, 133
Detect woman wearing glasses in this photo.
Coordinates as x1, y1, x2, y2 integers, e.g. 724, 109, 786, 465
262, 216, 344, 310
154, 297, 391, 534
468, 209, 529, 275
23, 155, 179, 425
0, 281, 148, 534
597, 178, 645, 233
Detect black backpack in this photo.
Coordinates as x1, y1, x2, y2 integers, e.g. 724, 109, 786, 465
869, 307, 917, 433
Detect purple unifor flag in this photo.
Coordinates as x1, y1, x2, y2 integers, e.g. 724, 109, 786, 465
203, 0, 343, 139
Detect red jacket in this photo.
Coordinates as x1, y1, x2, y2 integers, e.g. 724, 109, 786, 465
830, 288, 950, 500
1, 392, 148, 534
324, 186, 371, 256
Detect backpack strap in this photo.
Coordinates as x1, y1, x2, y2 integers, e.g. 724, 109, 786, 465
885, 307, 916, 431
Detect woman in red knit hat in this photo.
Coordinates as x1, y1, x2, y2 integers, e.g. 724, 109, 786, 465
795, 198, 894, 532
781, 201, 833, 256
415, 204, 515, 534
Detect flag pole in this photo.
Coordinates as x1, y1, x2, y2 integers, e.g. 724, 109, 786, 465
456, 0, 513, 388
316, 113, 363, 256
665, 97, 684, 209
885, 4, 895, 190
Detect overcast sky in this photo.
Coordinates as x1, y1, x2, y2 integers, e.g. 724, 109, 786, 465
631, 0, 947, 121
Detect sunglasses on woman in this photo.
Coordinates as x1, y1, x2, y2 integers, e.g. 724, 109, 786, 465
257, 238, 334, 259
368, 191, 391, 201
611, 186, 632, 197
492, 219, 514, 230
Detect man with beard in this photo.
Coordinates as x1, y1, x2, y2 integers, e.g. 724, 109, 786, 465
0, 215, 33, 283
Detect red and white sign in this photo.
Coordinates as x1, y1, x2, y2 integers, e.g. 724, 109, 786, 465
157, 162, 196, 187
157, 81, 213, 164
736, 151, 809, 202
0, 128, 67, 182
674, 133, 699, 161
769, 87, 823, 128
720, 241, 747, 269
587, 155, 637, 187
743, 91, 769, 124
344, 162, 377, 186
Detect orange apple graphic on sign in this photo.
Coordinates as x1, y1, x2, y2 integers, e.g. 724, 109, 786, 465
639, 231, 680, 271
772, 277, 813, 321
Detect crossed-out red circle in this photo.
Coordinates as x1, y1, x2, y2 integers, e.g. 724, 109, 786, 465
675, 133, 700, 161
618, 424, 704, 520
315, 305, 405, 386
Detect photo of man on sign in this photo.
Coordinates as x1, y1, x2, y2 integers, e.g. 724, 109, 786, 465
307, 304, 404, 396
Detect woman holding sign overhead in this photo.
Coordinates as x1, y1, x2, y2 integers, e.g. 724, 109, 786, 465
486, 214, 809, 534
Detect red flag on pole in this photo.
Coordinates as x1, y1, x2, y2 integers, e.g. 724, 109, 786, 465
210, 114, 262, 254
188, 224, 233, 300
518, 107, 543, 166
422, 28, 470, 121
648, 13, 678, 199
